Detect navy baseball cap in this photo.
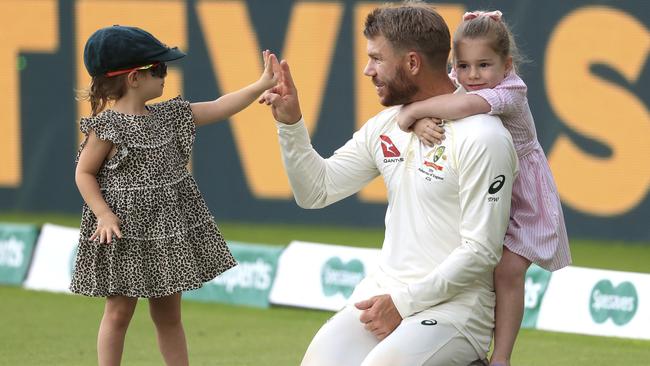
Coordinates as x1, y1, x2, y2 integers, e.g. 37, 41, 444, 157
83, 25, 186, 77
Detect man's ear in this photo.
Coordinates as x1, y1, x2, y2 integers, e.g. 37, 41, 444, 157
406, 51, 421, 76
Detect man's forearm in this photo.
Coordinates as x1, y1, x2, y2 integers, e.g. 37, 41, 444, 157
277, 119, 330, 208
390, 240, 500, 317
277, 118, 380, 209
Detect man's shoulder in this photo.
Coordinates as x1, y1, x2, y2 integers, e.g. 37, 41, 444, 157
370, 106, 401, 124
450, 114, 514, 152
452, 114, 510, 138
454, 113, 503, 126
357, 106, 401, 135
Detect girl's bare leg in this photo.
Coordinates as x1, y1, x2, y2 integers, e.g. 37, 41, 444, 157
98, 295, 138, 366
490, 248, 531, 366
149, 293, 189, 366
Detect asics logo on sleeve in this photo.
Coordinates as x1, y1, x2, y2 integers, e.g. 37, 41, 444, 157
488, 175, 506, 194
380, 135, 401, 157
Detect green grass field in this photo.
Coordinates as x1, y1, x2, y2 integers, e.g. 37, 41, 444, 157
1, 212, 649, 365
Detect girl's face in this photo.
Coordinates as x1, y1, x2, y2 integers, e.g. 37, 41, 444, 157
453, 38, 512, 91
137, 65, 166, 100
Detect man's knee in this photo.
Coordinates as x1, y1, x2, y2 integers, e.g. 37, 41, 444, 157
302, 307, 377, 366
362, 316, 481, 366
362, 344, 478, 366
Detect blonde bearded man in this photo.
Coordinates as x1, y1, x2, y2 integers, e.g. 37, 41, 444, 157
262, 2, 518, 365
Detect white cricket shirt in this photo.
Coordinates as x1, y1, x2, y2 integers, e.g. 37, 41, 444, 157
277, 97, 518, 353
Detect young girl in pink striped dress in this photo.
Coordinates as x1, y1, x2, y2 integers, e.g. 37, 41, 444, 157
397, 10, 571, 366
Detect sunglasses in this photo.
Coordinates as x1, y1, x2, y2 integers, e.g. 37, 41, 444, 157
105, 62, 167, 78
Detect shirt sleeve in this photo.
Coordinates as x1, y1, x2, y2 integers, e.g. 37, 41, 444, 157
467, 72, 528, 117
277, 118, 380, 208
390, 117, 518, 317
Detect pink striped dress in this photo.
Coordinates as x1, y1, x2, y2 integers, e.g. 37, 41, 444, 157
457, 70, 571, 271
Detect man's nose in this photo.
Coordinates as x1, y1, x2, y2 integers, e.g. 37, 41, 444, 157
363, 60, 375, 77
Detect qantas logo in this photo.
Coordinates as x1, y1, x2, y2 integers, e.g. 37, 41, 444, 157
380, 135, 401, 157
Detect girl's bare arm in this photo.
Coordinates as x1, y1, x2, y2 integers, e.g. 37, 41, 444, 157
75, 131, 122, 244
398, 94, 490, 131
191, 51, 279, 126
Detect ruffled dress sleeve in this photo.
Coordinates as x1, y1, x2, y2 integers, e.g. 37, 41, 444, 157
77, 114, 128, 170
150, 95, 196, 165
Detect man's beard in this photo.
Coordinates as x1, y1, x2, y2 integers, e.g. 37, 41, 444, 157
377, 66, 419, 106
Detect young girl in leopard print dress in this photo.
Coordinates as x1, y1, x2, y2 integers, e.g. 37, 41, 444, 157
70, 25, 279, 365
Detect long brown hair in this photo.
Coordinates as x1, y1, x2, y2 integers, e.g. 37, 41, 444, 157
453, 12, 524, 71
76, 75, 127, 116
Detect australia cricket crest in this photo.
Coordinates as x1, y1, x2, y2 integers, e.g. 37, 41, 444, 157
419, 145, 448, 181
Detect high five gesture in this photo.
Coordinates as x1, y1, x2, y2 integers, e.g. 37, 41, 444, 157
259, 60, 302, 125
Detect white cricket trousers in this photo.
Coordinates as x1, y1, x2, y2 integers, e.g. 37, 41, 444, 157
301, 305, 482, 366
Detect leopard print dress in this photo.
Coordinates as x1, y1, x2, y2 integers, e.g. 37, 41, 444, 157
70, 96, 237, 298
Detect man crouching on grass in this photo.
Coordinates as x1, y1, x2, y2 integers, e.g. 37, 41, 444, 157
262, 1, 518, 365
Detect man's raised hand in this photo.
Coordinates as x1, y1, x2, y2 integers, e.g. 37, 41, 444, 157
259, 59, 302, 125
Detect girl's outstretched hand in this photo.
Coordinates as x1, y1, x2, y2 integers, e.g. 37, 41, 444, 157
412, 117, 445, 147
259, 50, 280, 90
91, 211, 123, 244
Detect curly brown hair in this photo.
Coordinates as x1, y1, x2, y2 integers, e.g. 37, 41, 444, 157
76, 75, 128, 116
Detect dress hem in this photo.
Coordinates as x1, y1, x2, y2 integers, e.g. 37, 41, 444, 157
69, 261, 237, 299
